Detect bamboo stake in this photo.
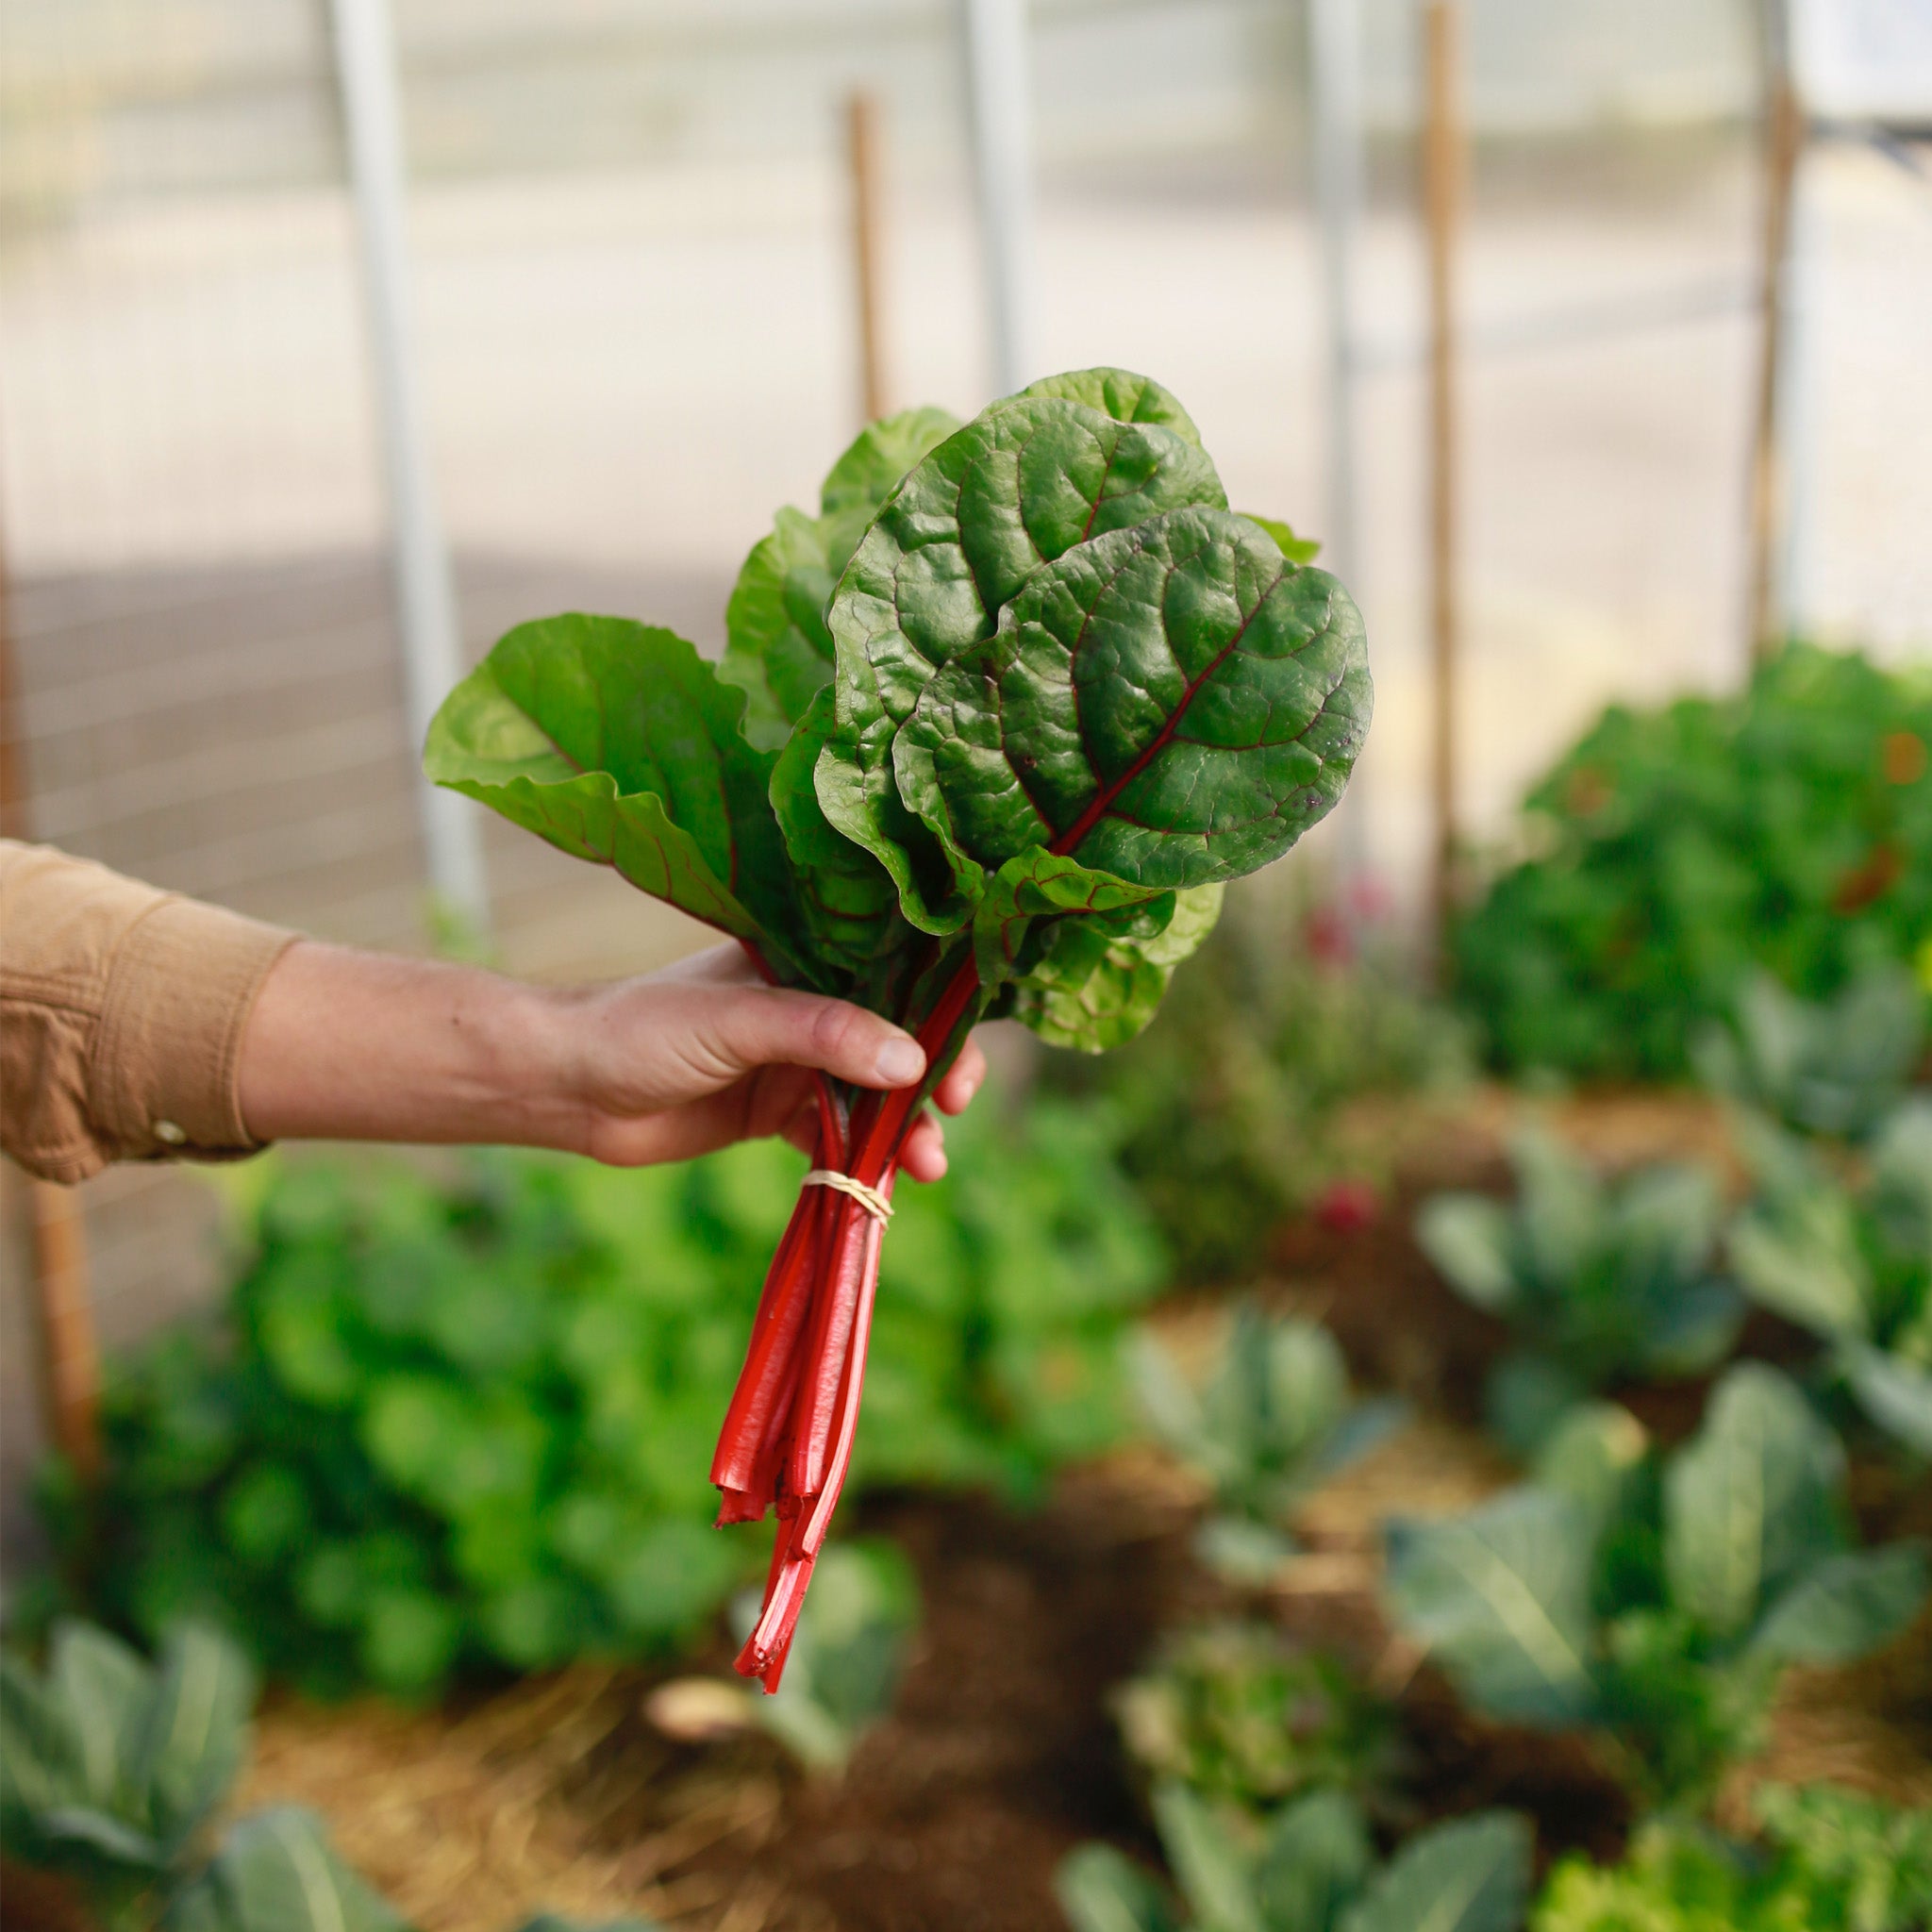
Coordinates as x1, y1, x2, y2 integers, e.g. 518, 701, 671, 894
0, 504, 103, 1482
846, 90, 890, 425
1422, 0, 1465, 967
1745, 76, 1803, 665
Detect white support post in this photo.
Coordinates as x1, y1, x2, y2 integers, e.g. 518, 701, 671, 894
329, 0, 490, 932
961, 0, 1040, 397
1308, 0, 1372, 880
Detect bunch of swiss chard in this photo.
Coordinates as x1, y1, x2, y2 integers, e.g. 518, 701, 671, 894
425, 369, 1371, 1689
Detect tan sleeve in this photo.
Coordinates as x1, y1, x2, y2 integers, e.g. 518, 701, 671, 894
0, 841, 298, 1184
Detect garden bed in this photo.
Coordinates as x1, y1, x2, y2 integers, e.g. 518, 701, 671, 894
221, 1089, 1932, 1932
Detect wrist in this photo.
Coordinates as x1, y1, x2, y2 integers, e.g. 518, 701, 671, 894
483, 977, 602, 1154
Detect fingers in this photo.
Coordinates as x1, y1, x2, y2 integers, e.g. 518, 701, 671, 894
931, 1035, 987, 1116
682, 984, 927, 1092
898, 1108, 948, 1182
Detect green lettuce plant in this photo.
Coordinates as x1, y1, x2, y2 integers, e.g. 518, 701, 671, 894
1384, 1374, 1928, 1811
1531, 1783, 1932, 1932
1112, 1623, 1398, 1820
0, 1621, 397, 1932
1692, 963, 1924, 1142
1057, 1788, 1532, 1932
1415, 1128, 1742, 1456
1728, 1103, 1932, 1457
46, 1093, 1162, 1699
1455, 643, 1932, 1081
423, 368, 1370, 1684
1134, 1306, 1405, 1581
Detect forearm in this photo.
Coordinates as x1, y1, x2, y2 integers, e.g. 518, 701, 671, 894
238, 941, 594, 1155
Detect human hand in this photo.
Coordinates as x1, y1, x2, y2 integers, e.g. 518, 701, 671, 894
240, 938, 985, 1179
556, 943, 985, 1178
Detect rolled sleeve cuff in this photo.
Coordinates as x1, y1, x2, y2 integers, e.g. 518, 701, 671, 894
89, 899, 298, 1165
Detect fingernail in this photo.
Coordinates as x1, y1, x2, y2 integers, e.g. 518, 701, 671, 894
874, 1038, 924, 1085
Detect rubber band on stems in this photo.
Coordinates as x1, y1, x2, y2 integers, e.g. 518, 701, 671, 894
801, 1169, 894, 1224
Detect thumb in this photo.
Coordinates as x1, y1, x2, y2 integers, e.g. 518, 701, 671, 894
693, 985, 927, 1090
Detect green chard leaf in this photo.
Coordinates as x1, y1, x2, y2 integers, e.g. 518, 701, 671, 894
1007, 882, 1224, 1053
893, 505, 1370, 894
1243, 513, 1323, 564
816, 382, 1228, 929
425, 616, 814, 983
1020, 367, 1205, 444
723, 408, 961, 748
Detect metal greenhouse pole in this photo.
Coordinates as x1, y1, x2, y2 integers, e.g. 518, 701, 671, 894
961, 0, 1041, 396
329, 0, 490, 933
1308, 0, 1372, 882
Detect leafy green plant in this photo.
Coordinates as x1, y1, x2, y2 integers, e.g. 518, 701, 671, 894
1135, 1306, 1405, 1581
48, 1091, 1162, 1699
1455, 642, 1932, 1080
1112, 1624, 1397, 1820
1057, 1787, 1532, 1932
1692, 963, 1925, 1141
425, 368, 1369, 1681
1048, 883, 1471, 1283
1385, 1373, 1929, 1810
1728, 1103, 1932, 1457
1532, 1783, 1932, 1932
1415, 1127, 1741, 1456
0, 1620, 398, 1932
735, 1539, 920, 1771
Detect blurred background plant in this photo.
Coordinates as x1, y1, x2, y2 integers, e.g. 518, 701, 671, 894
1692, 963, 1925, 1143
1455, 646, 1932, 1083
1384, 1372, 1929, 1813
1133, 1305, 1406, 1583
1047, 880, 1473, 1283
0, 1620, 403, 1932
1057, 1790, 1532, 1932
1415, 1129, 1741, 1457
1727, 1101, 1932, 1460
33, 1085, 1159, 1698
1110, 1623, 1399, 1824
1531, 1784, 1932, 1932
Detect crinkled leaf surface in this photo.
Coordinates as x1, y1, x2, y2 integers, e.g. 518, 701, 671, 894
894, 505, 1369, 891
1008, 883, 1224, 1053
723, 408, 960, 748
817, 389, 1226, 927
425, 617, 810, 979
1664, 1364, 1845, 1644
1021, 367, 1204, 444
770, 687, 908, 989
969, 847, 1174, 993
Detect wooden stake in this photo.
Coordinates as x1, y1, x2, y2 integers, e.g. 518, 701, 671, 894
1423, 0, 1465, 966
0, 506, 103, 1482
1745, 77, 1803, 665
846, 90, 890, 425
